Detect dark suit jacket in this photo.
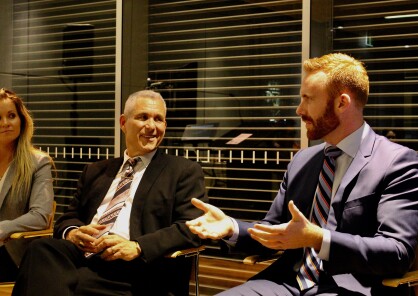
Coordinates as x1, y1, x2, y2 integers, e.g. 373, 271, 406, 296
54, 149, 208, 295
233, 125, 418, 295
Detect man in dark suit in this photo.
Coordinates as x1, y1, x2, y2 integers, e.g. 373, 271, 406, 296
13, 90, 208, 296
187, 53, 418, 295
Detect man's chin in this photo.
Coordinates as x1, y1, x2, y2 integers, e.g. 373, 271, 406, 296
142, 144, 159, 153
306, 129, 322, 141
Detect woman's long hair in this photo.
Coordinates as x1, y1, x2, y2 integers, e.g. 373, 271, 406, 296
0, 88, 53, 205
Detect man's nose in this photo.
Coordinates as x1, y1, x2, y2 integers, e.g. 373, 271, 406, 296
145, 118, 156, 128
296, 102, 303, 116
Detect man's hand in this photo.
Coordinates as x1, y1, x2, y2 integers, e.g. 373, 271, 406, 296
248, 201, 324, 251
186, 198, 234, 240
94, 234, 140, 261
66, 224, 106, 253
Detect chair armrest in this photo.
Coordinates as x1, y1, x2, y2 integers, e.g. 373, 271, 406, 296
165, 246, 205, 258
8, 201, 56, 240
382, 270, 418, 288
9, 229, 53, 240
243, 251, 283, 265
0, 282, 14, 296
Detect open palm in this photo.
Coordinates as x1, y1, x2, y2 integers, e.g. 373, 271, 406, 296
186, 198, 234, 240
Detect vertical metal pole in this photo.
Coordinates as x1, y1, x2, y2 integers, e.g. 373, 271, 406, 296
114, 0, 123, 157
300, 0, 311, 149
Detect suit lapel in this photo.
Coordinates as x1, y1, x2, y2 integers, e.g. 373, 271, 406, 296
85, 158, 123, 222
296, 148, 325, 218
0, 161, 16, 208
129, 150, 167, 236
132, 150, 166, 206
327, 128, 375, 230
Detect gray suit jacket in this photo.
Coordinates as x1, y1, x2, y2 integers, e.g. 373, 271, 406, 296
234, 125, 418, 295
0, 153, 54, 265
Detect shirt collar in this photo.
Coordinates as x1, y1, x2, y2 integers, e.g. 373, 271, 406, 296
326, 122, 367, 158
122, 149, 157, 170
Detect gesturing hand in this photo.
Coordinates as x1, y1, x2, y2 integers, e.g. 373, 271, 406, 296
186, 198, 234, 240
248, 201, 324, 251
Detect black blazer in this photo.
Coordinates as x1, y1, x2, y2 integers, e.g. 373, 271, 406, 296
54, 149, 208, 295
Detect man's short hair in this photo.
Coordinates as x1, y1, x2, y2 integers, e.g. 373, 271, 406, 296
303, 53, 369, 108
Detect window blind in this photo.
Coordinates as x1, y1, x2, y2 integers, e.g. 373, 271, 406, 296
148, 0, 304, 258
333, 0, 418, 151
10, 0, 117, 216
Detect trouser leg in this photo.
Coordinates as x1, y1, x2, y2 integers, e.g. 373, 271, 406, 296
0, 246, 19, 282
215, 279, 297, 296
13, 238, 83, 296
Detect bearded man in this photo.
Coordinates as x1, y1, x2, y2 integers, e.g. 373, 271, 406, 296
186, 53, 418, 296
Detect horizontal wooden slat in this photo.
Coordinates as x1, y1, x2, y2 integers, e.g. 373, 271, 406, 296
197, 256, 270, 295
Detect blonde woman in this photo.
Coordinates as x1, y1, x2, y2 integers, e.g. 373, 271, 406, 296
0, 88, 54, 282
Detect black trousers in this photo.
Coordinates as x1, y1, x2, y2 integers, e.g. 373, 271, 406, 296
0, 246, 19, 282
13, 238, 191, 296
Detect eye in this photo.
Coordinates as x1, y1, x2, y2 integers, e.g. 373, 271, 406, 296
135, 114, 148, 121
301, 95, 312, 103
8, 112, 17, 119
155, 116, 165, 123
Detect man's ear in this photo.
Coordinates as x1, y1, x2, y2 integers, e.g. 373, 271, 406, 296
336, 93, 351, 113
120, 114, 127, 134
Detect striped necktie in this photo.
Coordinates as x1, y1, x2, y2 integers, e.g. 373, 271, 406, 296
96, 157, 139, 237
85, 157, 139, 257
296, 146, 342, 290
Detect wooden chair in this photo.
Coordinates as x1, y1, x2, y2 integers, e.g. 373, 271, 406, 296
166, 245, 205, 296
0, 201, 56, 296
0, 283, 14, 296
243, 250, 283, 265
